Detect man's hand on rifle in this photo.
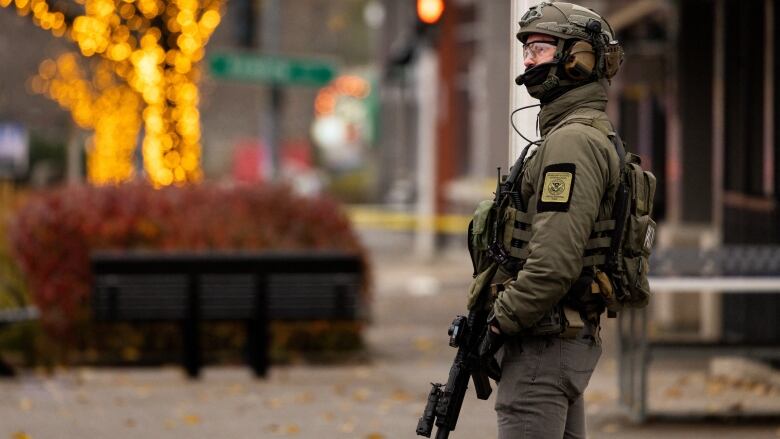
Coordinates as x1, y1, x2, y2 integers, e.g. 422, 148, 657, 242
479, 312, 505, 382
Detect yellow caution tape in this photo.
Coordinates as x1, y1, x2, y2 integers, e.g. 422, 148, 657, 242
346, 206, 471, 235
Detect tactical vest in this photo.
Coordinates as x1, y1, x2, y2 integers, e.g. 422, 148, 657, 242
467, 111, 656, 321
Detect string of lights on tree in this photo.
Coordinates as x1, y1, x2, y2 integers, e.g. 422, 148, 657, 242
1, 0, 224, 186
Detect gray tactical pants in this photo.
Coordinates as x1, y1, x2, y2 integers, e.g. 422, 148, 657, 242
495, 333, 601, 439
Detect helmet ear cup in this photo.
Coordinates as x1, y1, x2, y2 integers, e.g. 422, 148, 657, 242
563, 41, 595, 81
604, 41, 624, 79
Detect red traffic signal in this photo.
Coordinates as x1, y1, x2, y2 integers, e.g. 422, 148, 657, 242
417, 0, 444, 25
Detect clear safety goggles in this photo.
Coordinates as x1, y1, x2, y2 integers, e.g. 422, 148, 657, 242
522, 40, 557, 61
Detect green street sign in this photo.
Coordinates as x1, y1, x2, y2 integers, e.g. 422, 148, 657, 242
208, 53, 336, 87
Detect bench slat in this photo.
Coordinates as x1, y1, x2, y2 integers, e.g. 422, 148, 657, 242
0, 307, 39, 324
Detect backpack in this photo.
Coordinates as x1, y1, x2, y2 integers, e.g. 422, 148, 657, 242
599, 129, 657, 316
466, 113, 656, 318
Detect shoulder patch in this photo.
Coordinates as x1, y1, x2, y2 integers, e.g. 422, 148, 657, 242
537, 163, 576, 212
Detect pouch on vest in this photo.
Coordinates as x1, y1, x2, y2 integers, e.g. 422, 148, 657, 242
470, 200, 495, 252
614, 153, 656, 309
467, 200, 503, 310
595, 146, 656, 315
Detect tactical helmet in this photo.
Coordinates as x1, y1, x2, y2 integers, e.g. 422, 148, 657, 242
516, 1, 623, 90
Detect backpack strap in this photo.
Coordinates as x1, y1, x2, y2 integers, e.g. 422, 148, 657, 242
604, 130, 628, 273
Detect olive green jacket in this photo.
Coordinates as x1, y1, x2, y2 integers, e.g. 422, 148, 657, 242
493, 82, 621, 335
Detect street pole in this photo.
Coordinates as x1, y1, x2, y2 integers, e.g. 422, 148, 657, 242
414, 46, 438, 260
261, 0, 281, 179
66, 124, 82, 184
508, 0, 541, 163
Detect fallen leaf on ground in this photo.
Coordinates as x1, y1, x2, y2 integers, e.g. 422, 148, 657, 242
365, 433, 385, 439
76, 392, 90, 404
265, 398, 283, 409
333, 384, 347, 396
706, 381, 724, 396
751, 383, 770, 396
319, 412, 335, 422
12, 433, 32, 439
228, 384, 245, 396
294, 392, 315, 404
19, 398, 32, 412
125, 418, 136, 428
352, 387, 372, 402
663, 386, 682, 399
354, 367, 372, 379
285, 424, 300, 434
339, 421, 355, 433
414, 337, 434, 352
675, 375, 691, 386
584, 390, 610, 404
134, 385, 152, 398
182, 414, 201, 425
376, 402, 392, 415
390, 389, 412, 402
600, 423, 619, 433
731, 379, 751, 390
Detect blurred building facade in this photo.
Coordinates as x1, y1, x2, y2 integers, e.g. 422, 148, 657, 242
604, 0, 779, 338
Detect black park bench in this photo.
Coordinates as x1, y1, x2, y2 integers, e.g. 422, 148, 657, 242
0, 307, 39, 330
0, 306, 39, 377
91, 251, 366, 379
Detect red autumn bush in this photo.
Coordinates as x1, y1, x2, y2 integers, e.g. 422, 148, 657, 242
7, 182, 368, 341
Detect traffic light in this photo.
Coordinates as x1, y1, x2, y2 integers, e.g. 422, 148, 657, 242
417, 0, 445, 25
385, 0, 445, 74
415, 0, 445, 42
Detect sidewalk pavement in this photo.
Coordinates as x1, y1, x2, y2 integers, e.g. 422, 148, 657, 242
1, 229, 780, 438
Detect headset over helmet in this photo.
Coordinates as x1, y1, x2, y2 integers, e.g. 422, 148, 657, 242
516, 2, 623, 99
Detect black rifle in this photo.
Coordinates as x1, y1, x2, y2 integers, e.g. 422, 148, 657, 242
417, 146, 531, 438
416, 298, 498, 438
486, 149, 528, 267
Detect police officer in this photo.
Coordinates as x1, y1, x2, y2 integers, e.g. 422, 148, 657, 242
486, 2, 624, 438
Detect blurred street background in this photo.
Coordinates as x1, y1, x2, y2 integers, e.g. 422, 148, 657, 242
1, 0, 780, 437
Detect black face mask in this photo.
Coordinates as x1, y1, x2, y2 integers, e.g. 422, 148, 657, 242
515, 62, 561, 100
515, 61, 556, 87
516, 61, 589, 103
